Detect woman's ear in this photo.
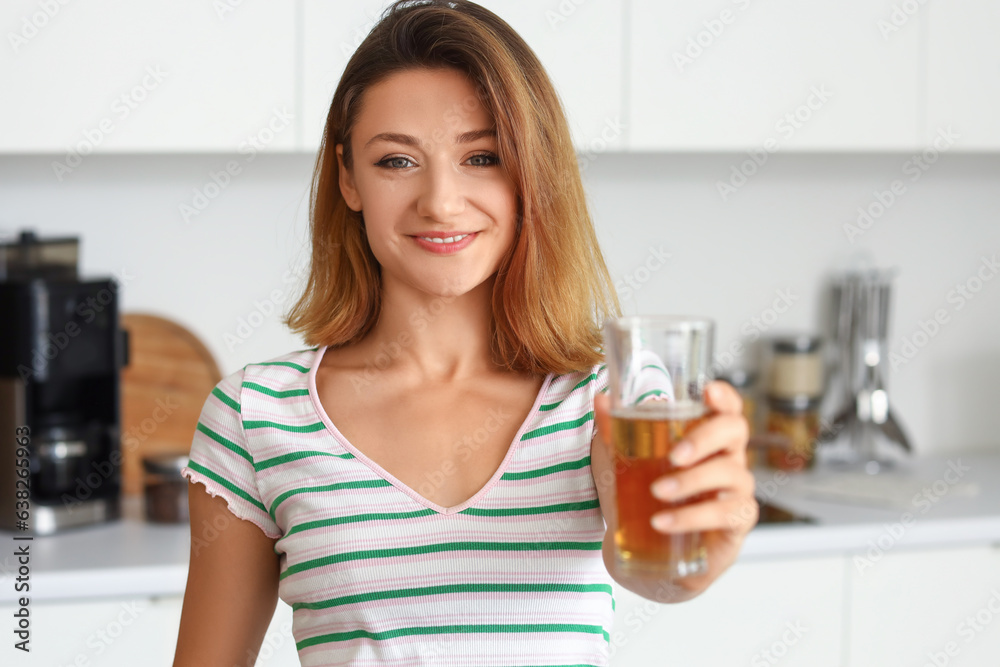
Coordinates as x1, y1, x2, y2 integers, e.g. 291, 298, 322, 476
336, 144, 363, 212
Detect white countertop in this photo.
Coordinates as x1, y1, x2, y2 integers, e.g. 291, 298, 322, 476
2, 452, 998, 604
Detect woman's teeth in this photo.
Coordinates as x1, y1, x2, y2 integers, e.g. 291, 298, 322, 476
420, 234, 470, 244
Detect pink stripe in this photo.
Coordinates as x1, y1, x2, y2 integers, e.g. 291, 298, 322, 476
295, 590, 610, 616
288, 570, 613, 601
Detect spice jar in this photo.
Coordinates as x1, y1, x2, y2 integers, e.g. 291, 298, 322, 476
764, 396, 821, 471
762, 335, 825, 471
766, 335, 824, 400
142, 453, 190, 523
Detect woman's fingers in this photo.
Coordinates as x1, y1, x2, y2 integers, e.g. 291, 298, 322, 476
670, 413, 749, 467
651, 493, 760, 534
704, 380, 743, 416
650, 455, 755, 504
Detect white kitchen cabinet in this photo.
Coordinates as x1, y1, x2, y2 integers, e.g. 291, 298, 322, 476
925, 1, 1000, 150
0, 1, 296, 154
609, 555, 845, 666
0, 594, 297, 666
301, 0, 624, 155
847, 544, 1000, 667
628, 0, 921, 151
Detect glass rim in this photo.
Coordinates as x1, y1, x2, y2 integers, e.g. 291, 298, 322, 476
603, 315, 715, 331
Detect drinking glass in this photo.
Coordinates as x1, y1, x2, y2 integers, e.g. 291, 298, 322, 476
603, 315, 715, 579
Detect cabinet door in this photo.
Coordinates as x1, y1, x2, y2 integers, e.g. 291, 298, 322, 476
847, 544, 1000, 666
0, 594, 299, 666
0, 1, 296, 153
301, 1, 624, 155
629, 0, 920, 151
926, 1, 1000, 150
609, 556, 845, 666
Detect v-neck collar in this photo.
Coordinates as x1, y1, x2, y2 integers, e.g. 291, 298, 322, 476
307, 345, 556, 515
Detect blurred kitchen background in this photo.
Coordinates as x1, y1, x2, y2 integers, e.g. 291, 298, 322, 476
1, 1, 998, 666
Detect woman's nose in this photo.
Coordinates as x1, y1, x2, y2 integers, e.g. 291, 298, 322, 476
415, 162, 466, 221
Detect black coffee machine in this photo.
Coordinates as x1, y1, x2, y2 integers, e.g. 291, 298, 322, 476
0, 230, 129, 534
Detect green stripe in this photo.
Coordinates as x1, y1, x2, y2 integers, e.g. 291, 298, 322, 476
521, 411, 593, 441
296, 623, 609, 650
635, 389, 669, 404
254, 449, 354, 472
269, 479, 393, 521
185, 460, 267, 513
278, 508, 437, 542
211, 386, 240, 413
255, 360, 310, 373
280, 541, 602, 580
242, 381, 310, 399
501, 455, 591, 481
459, 498, 600, 517
292, 582, 613, 612
279, 499, 600, 541
642, 363, 669, 376
195, 422, 253, 464
243, 420, 326, 433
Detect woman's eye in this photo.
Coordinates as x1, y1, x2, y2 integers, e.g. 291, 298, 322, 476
375, 156, 415, 169
467, 153, 500, 167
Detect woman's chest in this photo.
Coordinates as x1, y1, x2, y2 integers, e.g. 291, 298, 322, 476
315, 372, 544, 508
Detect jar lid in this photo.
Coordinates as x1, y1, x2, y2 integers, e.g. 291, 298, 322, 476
771, 334, 823, 354
142, 453, 190, 477
767, 395, 822, 412
717, 368, 757, 388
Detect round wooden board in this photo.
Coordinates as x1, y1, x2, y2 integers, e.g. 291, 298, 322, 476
120, 313, 221, 496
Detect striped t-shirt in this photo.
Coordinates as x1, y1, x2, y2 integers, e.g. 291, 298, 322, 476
180, 345, 621, 666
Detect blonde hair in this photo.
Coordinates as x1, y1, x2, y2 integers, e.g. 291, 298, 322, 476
283, 0, 621, 375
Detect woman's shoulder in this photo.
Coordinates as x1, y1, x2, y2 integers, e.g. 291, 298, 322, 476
220, 346, 322, 391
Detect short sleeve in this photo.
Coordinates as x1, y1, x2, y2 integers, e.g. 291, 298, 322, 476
180, 367, 282, 539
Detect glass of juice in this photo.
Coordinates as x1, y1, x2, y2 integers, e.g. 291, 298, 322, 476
602, 315, 715, 579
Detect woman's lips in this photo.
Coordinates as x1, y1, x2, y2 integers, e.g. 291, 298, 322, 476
411, 232, 477, 254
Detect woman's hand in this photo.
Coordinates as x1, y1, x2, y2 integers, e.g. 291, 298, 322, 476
591, 381, 758, 603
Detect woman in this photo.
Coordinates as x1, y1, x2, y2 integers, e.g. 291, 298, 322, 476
174, 1, 756, 664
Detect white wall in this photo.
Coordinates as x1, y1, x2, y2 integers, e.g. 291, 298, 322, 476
1, 152, 997, 455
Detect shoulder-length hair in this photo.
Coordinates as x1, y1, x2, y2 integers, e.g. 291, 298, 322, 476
283, 0, 621, 375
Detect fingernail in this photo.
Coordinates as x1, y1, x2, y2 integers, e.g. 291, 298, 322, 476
651, 478, 678, 499
671, 441, 694, 465
651, 513, 674, 531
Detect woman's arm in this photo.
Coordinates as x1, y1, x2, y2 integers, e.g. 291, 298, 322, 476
173, 482, 282, 666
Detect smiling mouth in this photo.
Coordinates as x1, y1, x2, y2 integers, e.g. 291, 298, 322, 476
415, 234, 472, 244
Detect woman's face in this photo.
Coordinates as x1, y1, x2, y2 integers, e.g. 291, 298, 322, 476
337, 67, 518, 300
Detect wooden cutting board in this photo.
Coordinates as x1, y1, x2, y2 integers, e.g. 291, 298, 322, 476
120, 313, 221, 496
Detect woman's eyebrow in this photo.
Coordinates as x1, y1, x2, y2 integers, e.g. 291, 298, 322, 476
364, 128, 496, 149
